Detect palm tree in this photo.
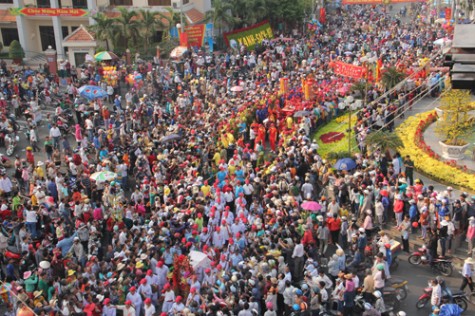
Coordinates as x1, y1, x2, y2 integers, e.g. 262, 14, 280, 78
205, 0, 235, 37
139, 9, 165, 53
381, 67, 407, 90
156, 7, 181, 41
114, 7, 139, 50
364, 130, 403, 154
88, 13, 116, 51
350, 81, 367, 99
232, 0, 266, 28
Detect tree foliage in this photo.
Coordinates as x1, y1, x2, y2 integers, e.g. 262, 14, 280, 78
435, 89, 475, 146
381, 67, 407, 90
364, 130, 403, 152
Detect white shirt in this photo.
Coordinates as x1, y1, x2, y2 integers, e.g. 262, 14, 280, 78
25, 210, 37, 223
431, 284, 442, 306
292, 243, 304, 258
49, 126, 61, 138
462, 263, 473, 277
143, 304, 155, 316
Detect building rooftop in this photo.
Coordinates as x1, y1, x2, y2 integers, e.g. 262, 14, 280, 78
185, 8, 205, 24
63, 25, 95, 42
0, 9, 16, 23
452, 25, 475, 48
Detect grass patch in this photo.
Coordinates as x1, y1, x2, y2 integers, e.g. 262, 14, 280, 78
313, 113, 359, 158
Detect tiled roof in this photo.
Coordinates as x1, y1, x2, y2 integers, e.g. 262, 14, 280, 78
185, 8, 205, 24
64, 25, 95, 42
0, 9, 16, 23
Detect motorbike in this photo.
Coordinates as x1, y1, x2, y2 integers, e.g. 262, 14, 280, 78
408, 245, 453, 276
4, 133, 19, 156
386, 277, 409, 300
416, 286, 468, 312
354, 292, 400, 316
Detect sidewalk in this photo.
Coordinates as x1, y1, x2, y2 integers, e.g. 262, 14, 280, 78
387, 96, 470, 268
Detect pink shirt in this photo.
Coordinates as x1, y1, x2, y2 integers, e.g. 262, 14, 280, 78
467, 225, 475, 239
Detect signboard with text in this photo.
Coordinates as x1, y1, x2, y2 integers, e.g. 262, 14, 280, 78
185, 24, 206, 48
224, 21, 273, 50
332, 61, 366, 79
9, 7, 88, 17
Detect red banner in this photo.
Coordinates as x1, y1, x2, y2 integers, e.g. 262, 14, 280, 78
179, 32, 188, 47
342, 0, 425, 4
185, 24, 205, 48
332, 61, 366, 79
11, 7, 88, 17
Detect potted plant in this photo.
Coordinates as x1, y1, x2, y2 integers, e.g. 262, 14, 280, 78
8, 40, 24, 65
436, 89, 474, 159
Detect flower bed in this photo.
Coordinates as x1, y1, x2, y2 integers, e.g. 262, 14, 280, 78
320, 132, 345, 143
396, 111, 475, 191
313, 113, 359, 158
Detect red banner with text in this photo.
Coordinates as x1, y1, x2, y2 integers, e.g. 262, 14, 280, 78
332, 61, 366, 79
185, 24, 206, 48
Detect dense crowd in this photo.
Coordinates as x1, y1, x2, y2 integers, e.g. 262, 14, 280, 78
0, 3, 471, 316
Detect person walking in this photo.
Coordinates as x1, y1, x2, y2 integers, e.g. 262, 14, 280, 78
460, 257, 474, 293
467, 216, 475, 256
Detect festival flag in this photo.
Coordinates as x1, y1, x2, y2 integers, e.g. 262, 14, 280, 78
179, 32, 188, 47
319, 8, 326, 24
375, 58, 383, 82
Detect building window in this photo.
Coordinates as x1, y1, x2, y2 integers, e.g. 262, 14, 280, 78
71, 26, 79, 33
148, 0, 171, 6
0, 0, 14, 4
36, 0, 51, 8
182, 0, 189, 4
72, 0, 88, 8
110, 0, 133, 5
62, 26, 69, 39
1, 28, 19, 47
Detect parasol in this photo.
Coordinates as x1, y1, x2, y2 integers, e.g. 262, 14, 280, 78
230, 86, 244, 92
334, 158, 357, 171
293, 110, 311, 118
78, 85, 108, 100
90, 171, 117, 182
94, 51, 119, 61
301, 201, 322, 212
160, 134, 181, 143
189, 251, 211, 270
170, 46, 188, 58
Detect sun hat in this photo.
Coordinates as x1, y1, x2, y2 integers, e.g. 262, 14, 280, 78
39, 261, 51, 269
23, 271, 32, 279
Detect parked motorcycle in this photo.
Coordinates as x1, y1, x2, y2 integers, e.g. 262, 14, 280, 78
408, 245, 453, 276
386, 277, 409, 300
416, 286, 468, 312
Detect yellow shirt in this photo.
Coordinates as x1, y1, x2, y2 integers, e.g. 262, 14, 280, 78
228, 164, 236, 175
201, 185, 211, 197
35, 167, 44, 178
213, 152, 221, 166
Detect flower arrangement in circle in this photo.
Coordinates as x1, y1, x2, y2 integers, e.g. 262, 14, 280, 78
320, 132, 345, 143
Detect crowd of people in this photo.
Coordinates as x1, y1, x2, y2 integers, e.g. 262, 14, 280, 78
0, 3, 471, 316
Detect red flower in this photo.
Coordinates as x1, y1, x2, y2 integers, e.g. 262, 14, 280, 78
320, 132, 345, 144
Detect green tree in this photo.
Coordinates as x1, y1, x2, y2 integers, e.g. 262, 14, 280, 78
114, 7, 139, 50
232, 0, 266, 28
364, 131, 403, 153
139, 9, 165, 53
381, 66, 406, 90
436, 89, 474, 146
88, 13, 116, 51
205, 0, 235, 36
157, 7, 181, 41
9, 40, 24, 64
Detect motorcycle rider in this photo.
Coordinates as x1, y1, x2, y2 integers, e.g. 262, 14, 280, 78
362, 302, 380, 316
436, 276, 453, 303
373, 290, 386, 314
